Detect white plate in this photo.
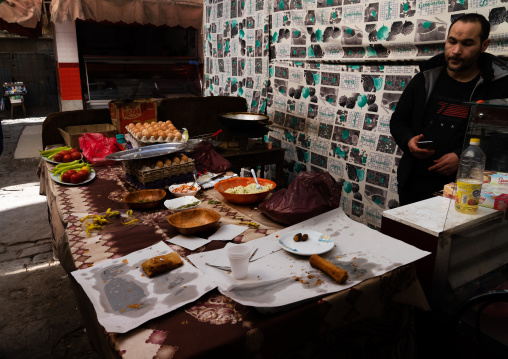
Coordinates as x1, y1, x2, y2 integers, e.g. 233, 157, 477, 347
164, 196, 201, 212
42, 152, 83, 164
278, 230, 334, 256
50, 170, 96, 186
42, 155, 60, 164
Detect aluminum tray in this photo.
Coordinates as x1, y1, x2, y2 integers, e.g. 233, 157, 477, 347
105, 143, 186, 161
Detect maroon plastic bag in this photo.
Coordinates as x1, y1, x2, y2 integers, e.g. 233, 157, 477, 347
259, 171, 342, 225
190, 141, 231, 173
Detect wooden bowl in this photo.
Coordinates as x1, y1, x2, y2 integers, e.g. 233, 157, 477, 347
214, 177, 276, 204
123, 189, 166, 210
167, 208, 221, 235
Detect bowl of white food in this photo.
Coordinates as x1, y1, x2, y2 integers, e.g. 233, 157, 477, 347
164, 196, 202, 212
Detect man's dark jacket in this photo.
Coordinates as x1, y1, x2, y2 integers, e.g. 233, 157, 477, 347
390, 53, 508, 190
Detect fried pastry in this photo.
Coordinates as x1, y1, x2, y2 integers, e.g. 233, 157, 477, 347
309, 254, 348, 284
142, 252, 183, 277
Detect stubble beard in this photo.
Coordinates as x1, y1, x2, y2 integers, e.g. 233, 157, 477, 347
446, 57, 472, 73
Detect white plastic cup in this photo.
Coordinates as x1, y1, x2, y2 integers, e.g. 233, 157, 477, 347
227, 245, 251, 279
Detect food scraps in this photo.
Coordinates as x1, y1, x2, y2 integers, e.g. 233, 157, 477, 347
293, 233, 309, 242
80, 208, 138, 237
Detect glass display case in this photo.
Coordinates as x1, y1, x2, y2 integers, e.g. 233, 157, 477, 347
382, 100, 508, 354
83, 56, 202, 109
440, 99, 508, 310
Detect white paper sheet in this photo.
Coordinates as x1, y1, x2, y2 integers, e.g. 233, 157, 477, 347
167, 235, 211, 251
206, 224, 248, 241
187, 208, 430, 309
71, 242, 216, 333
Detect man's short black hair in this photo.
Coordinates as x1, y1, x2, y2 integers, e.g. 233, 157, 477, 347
450, 13, 490, 43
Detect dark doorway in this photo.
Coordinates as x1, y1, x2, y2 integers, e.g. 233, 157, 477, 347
0, 38, 59, 119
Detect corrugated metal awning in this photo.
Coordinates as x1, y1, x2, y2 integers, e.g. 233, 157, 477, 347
50, 0, 203, 29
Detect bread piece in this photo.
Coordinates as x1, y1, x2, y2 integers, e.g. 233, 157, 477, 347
142, 252, 183, 277
309, 254, 348, 284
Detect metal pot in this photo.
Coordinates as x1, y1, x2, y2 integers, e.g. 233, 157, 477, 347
218, 112, 270, 130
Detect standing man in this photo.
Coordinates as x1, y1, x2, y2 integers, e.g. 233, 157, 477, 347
390, 13, 508, 206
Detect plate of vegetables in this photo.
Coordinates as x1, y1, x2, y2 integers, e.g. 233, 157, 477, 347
49, 160, 95, 185
40, 146, 83, 164
79, 208, 142, 237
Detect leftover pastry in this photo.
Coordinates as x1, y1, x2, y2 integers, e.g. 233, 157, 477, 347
309, 254, 348, 284
141, 252, 183, 277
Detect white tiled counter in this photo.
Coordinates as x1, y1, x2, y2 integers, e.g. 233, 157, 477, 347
382, 196, 506, 308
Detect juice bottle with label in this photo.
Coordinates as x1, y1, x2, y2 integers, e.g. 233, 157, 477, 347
455, 138, 486, 214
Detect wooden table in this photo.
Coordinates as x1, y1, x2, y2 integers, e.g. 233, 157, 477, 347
38, 160, 429, 359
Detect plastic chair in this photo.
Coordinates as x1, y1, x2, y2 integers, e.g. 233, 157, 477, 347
451, 289, 508, 358
10, 95, 26, 119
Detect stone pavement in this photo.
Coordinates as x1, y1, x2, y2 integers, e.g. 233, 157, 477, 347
0, 118, 102, 359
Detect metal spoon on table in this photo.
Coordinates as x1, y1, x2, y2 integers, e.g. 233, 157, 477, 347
191, 173, 198, 190
251, 169, 262, 190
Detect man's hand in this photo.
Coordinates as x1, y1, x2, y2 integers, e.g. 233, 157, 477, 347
428, 153, 459, 175
408, 134, 435, 159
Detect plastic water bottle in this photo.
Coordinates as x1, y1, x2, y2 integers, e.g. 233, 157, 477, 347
455, 138, 486, 214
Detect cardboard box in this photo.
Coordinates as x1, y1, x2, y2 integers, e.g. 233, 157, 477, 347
494, 193, 508, 212
108, 99, 158, 134
58, 124, 118, 149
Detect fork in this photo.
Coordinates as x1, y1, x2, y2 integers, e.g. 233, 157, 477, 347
205, 263, 231, 271
251, 169, 262, 190
205, 248, 259, 271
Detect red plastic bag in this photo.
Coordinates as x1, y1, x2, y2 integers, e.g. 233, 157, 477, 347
259, 171, 342, 225
190, 141, 231, 173
79, 133, 122, 166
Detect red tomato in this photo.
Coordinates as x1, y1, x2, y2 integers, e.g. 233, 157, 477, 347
61, 172, 72, 183
66, 169, 77, 176
62, 154, 72, 163
53, 153, 64, 162
476, 100, 485, 103
71, 151, 82, 160
59, 150, 70, 155
70, 173, 82, 184
70, 148, 80, 153
77, 170, 89, 180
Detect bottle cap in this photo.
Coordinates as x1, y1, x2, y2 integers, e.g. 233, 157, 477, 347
116, 134, 126, 144
470, 138, 480, 145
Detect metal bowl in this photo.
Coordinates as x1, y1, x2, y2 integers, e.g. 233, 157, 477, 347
218, 112, 270, 130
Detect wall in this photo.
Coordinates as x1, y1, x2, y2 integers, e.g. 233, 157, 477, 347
203, 0, 508, 229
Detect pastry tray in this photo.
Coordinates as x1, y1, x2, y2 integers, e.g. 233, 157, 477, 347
106, 143, 186, 161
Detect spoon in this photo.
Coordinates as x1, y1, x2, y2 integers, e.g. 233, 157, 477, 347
191, 173, 198, 190
251, 169, 262, 190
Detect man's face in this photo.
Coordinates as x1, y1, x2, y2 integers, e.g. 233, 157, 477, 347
445, 21, 490, 73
